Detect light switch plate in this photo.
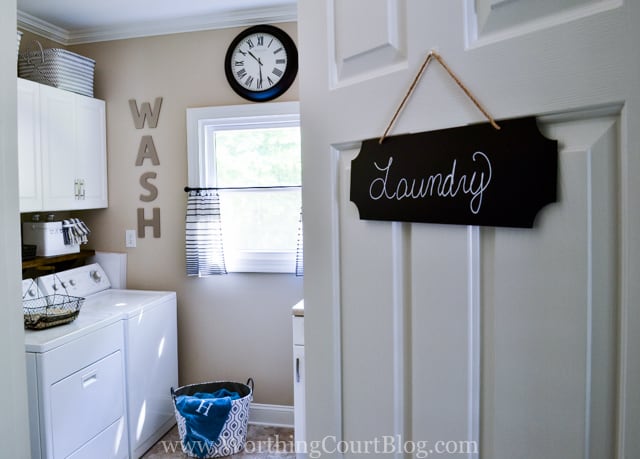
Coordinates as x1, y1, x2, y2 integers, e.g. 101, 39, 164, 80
125, 229, 137, 248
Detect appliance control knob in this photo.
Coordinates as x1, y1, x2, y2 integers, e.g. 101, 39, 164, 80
90, 270, 102, 282
27, 288, 36, 297
69, 279, 76, 286
52, 283, 59, 291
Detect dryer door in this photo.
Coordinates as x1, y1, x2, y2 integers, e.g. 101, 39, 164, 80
50, 350, 125, 458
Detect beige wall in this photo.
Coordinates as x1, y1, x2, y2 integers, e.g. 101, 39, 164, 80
56, 24, 302, 405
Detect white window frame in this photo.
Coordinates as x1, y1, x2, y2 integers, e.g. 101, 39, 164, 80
186, 101, 301, 273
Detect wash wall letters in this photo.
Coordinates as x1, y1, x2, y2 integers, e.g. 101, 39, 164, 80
130, 97, 163, 238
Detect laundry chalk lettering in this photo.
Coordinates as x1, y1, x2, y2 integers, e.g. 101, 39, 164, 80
368, 151, 492, 215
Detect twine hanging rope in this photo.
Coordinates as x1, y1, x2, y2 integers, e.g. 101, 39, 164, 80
379, 50, 500, 144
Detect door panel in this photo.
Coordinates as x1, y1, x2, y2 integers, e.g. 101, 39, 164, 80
332, 0, 407, 84
481, 116, 618, 458
470, 0, 620, 43
339, 148, 397, 440
410, 223, 473, 444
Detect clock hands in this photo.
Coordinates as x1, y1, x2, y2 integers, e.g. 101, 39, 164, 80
247, 50, 264, 89
248, 51, 263, 66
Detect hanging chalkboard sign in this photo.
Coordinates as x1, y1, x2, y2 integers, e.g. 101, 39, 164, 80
350, 116, 558, 228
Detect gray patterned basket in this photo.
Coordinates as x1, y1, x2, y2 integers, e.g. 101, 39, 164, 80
17, 31, 22, 59
18, 41, 95, 97
171, 379, 254, 458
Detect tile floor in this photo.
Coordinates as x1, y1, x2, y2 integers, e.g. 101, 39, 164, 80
142, 424, 296, 458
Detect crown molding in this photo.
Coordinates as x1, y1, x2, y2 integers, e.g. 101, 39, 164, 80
17, 11, 70, 44
17, 4, 297, 45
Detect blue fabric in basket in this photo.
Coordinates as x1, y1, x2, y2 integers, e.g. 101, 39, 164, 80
175, 388, 240, 458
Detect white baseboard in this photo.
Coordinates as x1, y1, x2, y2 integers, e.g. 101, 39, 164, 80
249, 403, 294, 427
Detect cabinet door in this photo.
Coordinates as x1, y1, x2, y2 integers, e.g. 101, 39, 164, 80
40, 84, 77, 211
17, 79, 42, 212
75, 96, 107, 209
293, 344, 305, 449
39, 85, 108, 211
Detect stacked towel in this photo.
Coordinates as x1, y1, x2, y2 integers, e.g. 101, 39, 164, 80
175, 388, 240, 458
62, 218, 90, 245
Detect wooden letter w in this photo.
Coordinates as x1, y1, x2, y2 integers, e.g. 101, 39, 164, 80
129, 97, 163, 129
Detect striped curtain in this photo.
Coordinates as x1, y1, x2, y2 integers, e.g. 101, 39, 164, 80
295, 209, 304, 276
185, 190, 227, 276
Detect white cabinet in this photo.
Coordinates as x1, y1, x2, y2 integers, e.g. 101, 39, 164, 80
292, 302, 305, 455
17, 78, 108, 212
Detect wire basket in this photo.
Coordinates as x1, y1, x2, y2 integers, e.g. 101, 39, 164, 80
23, 279, 84, 330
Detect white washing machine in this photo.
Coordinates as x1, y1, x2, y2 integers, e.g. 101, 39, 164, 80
23, 278, 129, 459
28, 263, 178, 458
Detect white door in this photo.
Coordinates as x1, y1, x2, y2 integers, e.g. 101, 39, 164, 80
298, 1, 639, 458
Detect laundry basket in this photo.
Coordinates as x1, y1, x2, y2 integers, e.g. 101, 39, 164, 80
171, 378, 253, 458
18, 41, 95, 97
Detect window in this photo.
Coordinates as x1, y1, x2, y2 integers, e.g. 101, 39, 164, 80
186, 102, 301, 273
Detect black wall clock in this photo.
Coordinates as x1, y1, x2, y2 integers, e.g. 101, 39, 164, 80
224, 25, 298, 102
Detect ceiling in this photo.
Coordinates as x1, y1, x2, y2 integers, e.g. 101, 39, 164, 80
16, 0, 297, 45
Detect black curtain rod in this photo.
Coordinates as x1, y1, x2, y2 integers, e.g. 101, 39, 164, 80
184, 185, 300, 192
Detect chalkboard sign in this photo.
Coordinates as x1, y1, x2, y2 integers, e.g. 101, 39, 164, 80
350, 117, 558, 228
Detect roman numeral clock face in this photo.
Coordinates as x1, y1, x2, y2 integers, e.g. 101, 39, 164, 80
224, 25, 298, 102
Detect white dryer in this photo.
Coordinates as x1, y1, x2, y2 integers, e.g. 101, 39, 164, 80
32, 263, 178, 458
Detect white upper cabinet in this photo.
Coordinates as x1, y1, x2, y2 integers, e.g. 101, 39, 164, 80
18, 79, 108, 212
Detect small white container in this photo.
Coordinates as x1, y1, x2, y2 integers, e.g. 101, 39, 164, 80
22, 221, 80, 257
